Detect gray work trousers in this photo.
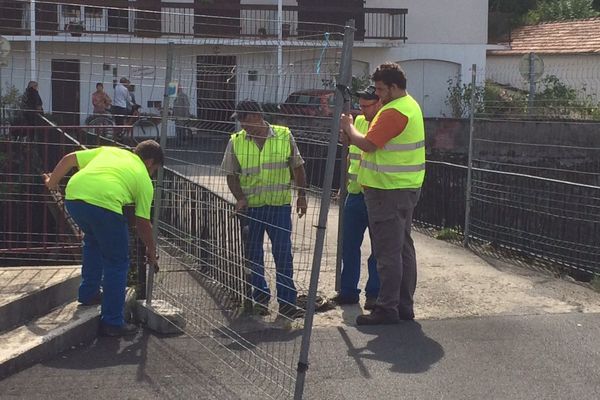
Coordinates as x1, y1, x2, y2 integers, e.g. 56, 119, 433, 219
364, 187, 420, 317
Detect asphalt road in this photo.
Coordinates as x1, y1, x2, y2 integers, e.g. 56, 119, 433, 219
1, 313, 599, 400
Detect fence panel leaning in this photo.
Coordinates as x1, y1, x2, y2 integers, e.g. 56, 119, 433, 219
141, 13, 353, 400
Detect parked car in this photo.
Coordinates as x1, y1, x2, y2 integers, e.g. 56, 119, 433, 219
280, 89, 360, 117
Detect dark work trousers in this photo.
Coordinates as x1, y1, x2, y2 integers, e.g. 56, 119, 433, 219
364, 188, 420, 318
65, 200, 130, 327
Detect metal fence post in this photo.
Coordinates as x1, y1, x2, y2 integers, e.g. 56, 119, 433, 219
147, 42, 174, 304
528, 52, 536, 114
463, 63, 476, 248
294, 20, 355, 400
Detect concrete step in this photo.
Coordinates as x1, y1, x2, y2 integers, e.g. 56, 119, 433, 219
0, 301, 100, 379
0, 266, 81, 332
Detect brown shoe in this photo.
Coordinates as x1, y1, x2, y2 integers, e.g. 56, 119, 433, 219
364, 297, 377, 310
356, 307, 400, 326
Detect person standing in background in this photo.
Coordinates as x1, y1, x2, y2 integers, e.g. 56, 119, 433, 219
173, 85, 191, 145
92, 83, 112, 114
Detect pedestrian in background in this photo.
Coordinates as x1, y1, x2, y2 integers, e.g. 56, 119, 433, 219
340, 62, 425, 325
92, 82, 112, 114
173, 84, 191, 145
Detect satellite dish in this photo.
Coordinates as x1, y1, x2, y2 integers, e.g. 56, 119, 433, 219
519, 53, 544, 82
0, 36, 10, 66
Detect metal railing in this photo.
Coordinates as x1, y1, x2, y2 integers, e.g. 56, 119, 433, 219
0, 1, 407, 41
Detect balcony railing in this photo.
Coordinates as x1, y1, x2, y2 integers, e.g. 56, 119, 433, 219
0, 1, 407, 42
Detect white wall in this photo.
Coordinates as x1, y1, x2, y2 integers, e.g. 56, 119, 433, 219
487, 54, 600, 101
366, 0, 488, 44
353, 44, 486, 117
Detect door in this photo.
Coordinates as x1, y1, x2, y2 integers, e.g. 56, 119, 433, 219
400, 59, 460, 118
196, 56, 237, 134
51, 59, 80, 125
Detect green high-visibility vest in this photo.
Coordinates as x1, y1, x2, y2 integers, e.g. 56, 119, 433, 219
231, 125, 292, 207
347, 115, 368, 194
357, 94, 425, 189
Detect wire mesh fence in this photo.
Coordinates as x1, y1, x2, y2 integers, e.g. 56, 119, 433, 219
2, 2, 600, 398
416, 64, 600, 282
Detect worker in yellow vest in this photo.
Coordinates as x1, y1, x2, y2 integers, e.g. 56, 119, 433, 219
340, 62, 425, 325
332, 85, 381, 310
221, 100, 308, 319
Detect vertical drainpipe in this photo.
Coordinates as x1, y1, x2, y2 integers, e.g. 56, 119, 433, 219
30, 0, 37, 82
277, 0, 283, 103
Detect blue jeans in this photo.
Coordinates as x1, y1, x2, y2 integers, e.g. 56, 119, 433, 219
341, 193, 379, 299
66, 200, 130, 327
245, 205, 297, 306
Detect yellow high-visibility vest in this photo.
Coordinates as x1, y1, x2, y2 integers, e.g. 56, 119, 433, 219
347, 115, 368, 194
357, 94, 425, 189
231, 125, 292, 207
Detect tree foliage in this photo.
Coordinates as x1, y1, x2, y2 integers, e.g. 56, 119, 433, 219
526, 0, 598, 23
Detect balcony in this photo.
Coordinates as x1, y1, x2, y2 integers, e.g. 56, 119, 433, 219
0, 1, 407, 42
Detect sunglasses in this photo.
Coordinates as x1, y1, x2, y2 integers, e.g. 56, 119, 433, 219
359, 102, 378, 109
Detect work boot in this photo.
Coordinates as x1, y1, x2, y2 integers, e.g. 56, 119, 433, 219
279, 304, 305, 320
99, 322, 139, 337
356, 306, 400, 326
330, 293, 359, 306
79, 291, 103, 306
364, 296, 377, 311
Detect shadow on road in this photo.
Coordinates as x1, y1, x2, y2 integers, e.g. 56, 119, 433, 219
339, 322, 444, 376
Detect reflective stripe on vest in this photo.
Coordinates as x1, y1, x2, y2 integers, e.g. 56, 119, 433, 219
232, 125, 292, 207
357, 94, 426, 189
347, 115, 368, 194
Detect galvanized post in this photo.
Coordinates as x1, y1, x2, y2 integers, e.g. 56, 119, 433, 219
147, 42, 174, 305
294, 20, 355, 400
334, 83, 351, 291
528, 52, 536, 114
463, 64, 476, 248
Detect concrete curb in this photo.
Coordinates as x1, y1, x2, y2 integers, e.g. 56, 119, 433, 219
0, 266, 81, 332
0, 302, 100, 380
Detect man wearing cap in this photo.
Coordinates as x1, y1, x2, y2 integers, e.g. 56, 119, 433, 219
332, 85, 381, 310
221, 100, 308, 319
340, 62, 425, 325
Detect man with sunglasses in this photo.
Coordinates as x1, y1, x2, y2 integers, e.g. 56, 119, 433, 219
332, 85, 382, 310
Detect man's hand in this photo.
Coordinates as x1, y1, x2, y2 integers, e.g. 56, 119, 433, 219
339, 129, 350, 146
340, 113, 353, 132
146, 249, 159, 273
43, 173, 59, 191
296, 195, 307, 218
236, 198, 248, 212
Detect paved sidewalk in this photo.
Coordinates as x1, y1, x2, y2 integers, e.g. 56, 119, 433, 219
1, 313, 599, 399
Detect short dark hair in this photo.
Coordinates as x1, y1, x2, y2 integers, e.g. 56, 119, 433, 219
372, 62, 407, 90
231, 100, 263, 120
96, 82, 103, 89
134, 140, 164, 165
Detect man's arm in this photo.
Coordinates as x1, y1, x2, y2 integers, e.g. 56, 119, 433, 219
44, 153, 79, 190
292, 164, 308, 218
226, 174, 248, 211
135, 217, 158, 267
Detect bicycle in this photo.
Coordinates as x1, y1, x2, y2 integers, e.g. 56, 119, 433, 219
87, 113, 159, 143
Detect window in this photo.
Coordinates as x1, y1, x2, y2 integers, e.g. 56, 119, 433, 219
85, 7, 103, 19
62, 5, 80, 18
